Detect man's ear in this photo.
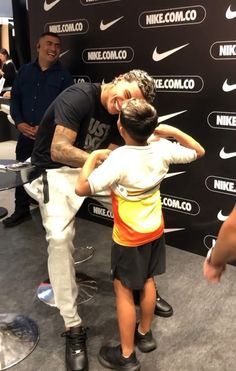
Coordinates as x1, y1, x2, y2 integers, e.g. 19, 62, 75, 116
117, 120, 125, 137
37, 43, 40, 51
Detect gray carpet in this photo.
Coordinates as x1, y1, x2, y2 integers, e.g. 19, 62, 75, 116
1, 207, 236, 371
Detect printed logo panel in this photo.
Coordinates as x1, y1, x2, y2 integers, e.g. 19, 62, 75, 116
100, 16, 124, 31
88, 202, 114, 220
154, 75, 204, 93
226, 5, 236, 19
44, 0, 63, 12
217, 210, 229, 221
139, 5, 206, 28
222, 79, 236, 92
161, 194, 200, 216
219, 147, 236, 160
152, 43, 189, 62
80, 0, 120, 6
158, 110, 187, 123
205, 176, 236, 196
73, 75, 91, 83
210, 41, 236, 60
59, 50, 70, 58
82, 47, 134, 63
28, 0, 236, 257
207, 111, 236, 131
44, 19, 89, 35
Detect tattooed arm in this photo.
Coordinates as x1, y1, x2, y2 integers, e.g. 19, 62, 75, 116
51, 125, 89, 168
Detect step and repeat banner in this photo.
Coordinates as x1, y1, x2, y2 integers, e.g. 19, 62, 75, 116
27, 0, 236, 257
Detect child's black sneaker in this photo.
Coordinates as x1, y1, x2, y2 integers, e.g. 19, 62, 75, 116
98, 344, 140, 371
135, 323, 157, 353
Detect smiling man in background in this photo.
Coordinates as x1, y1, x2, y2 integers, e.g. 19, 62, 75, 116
2, 31, 73, 228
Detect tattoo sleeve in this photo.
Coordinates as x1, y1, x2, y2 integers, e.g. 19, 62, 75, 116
51, 125, 89, 167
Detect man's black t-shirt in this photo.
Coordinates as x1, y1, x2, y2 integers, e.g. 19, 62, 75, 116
31, 83, 123, 169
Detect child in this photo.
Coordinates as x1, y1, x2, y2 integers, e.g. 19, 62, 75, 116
75, 98, 205, 370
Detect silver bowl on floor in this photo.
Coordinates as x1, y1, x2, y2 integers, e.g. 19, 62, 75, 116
0, 313, 39, 370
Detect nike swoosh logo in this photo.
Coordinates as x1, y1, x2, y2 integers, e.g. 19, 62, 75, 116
217, 210, 229, 221
44, 0, 62, 11
225, 5, 236, 19
219, 147, 236, 159
164, 228, 185, 233
222, 79, 236, 92
59, 50, 70, 58
158, 110, 187, 123
152, 43, 189, 62
164, 171, 186, 179
100, 16, 124, 31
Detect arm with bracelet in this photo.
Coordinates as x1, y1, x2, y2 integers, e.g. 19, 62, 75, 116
203, 204, 236, 283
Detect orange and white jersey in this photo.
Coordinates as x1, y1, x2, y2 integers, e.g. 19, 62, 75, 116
88, 139, 197, 247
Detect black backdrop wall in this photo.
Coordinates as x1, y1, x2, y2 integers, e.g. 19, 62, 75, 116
27, 0, 236, 257
12, 0, 31, 67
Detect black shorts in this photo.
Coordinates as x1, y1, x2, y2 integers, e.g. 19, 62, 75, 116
111, 234, 166, 290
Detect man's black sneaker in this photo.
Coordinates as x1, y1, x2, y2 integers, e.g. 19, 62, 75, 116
133, 290, 173, 318
155, 294, 173, 317
2, 210, 31, 228
61, 326, 88, 371
98, 344, 140, 371
135, 324, 157, 353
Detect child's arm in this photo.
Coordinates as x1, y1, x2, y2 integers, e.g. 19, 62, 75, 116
150, 124, 205, 158
75, 149, 111, 196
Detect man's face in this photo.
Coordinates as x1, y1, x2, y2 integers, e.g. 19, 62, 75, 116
0, 53, 5, 63
106, 80, 144, 114
37, 35, 61, 66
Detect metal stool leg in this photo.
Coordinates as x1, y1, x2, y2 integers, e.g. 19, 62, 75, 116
74, 245, 95, 265
37, 246, 97, 306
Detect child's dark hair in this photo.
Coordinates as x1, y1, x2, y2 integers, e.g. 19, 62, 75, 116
120, 98, 158, 143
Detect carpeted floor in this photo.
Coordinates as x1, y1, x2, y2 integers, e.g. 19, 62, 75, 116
0, 208, 236, 371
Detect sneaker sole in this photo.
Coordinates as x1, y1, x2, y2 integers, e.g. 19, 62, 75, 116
97, 353, 141, 371
136, 342, 157, 353
154, 307, 173, 317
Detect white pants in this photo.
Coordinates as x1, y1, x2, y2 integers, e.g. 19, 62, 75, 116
25, 166, 111, 327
